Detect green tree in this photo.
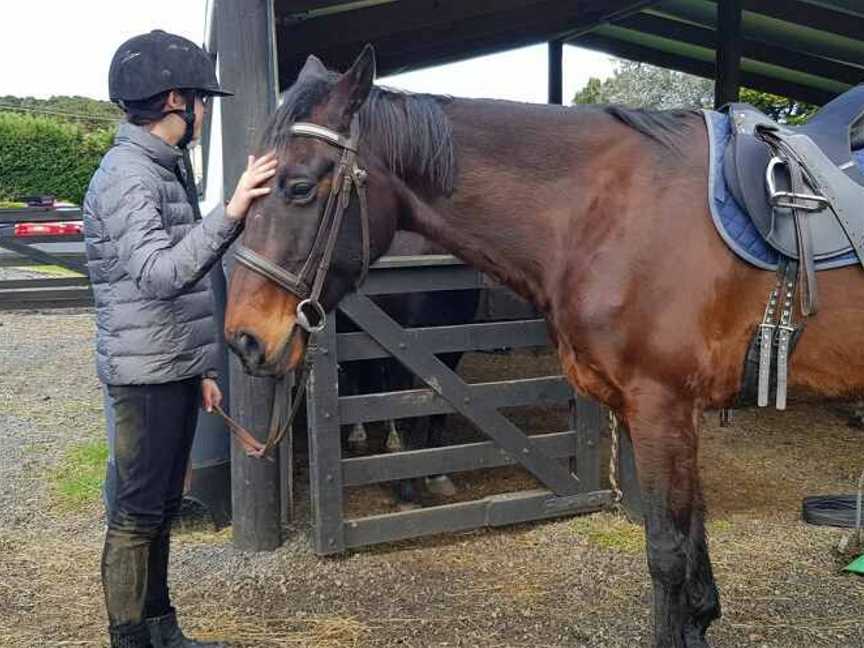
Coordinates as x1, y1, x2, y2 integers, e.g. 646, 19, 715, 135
738, 88, 816, 125
572, 61, 817, 124
0, 95, 121, 133
0, 112, 114, 204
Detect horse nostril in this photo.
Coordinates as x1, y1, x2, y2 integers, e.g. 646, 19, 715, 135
236, 331, 264, 366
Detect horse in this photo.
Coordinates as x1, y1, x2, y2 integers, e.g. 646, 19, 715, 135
223, 46, 864, 648
337, 229, 479, 504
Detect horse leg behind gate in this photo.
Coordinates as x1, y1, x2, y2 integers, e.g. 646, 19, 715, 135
422, 350, 464, 497
623, 381, 720, 648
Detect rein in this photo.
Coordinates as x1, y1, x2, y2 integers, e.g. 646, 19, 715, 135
216, 116, 371, 458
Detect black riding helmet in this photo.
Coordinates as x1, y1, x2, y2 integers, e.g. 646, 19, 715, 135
109, 30, 232, 148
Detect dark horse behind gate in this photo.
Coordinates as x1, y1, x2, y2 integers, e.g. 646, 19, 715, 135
223, 46, 864, 648
337, 229, 479, 504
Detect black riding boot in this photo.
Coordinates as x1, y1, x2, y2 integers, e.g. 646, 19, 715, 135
146, 609, 225, 648
109, 622, 153, 648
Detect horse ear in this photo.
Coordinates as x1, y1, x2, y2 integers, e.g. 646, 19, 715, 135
332, 44, 376, 117
299, 54, 327, 79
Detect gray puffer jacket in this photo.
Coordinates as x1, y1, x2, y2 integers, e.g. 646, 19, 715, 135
83, 122, 239, 385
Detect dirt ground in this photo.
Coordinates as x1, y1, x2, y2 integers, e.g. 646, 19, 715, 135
1, 309, 863, 648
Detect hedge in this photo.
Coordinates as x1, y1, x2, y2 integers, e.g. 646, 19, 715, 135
0, 112, 116, 205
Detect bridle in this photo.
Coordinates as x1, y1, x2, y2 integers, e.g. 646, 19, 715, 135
235, 115, 371, 333
215, 116, 371, 458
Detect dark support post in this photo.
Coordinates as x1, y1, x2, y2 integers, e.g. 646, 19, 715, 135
305, 316, 346, 554
714, 0, 743, 108
618, 425, 643, 521
218, 0, 283, 551
571, 398, 601, 492
548, 39, 564, 105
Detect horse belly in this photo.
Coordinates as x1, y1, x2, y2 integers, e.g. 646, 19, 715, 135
789, 266, 864, 399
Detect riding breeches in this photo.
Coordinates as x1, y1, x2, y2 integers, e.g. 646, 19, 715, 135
101, 378, 200, 635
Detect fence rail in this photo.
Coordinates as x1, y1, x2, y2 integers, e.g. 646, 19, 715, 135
302, 257, 617, 555
0, 208, 91, 310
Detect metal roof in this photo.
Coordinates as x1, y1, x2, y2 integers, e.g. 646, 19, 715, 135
275, 0, 864, 105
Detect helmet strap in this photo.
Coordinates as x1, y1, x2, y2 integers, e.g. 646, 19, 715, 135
171, 91, 197, 149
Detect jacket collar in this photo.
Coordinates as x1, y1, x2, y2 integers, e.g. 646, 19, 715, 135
115, 121, 182, 170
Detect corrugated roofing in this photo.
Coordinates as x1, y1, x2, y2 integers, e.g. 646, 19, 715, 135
274, 0, 864, 104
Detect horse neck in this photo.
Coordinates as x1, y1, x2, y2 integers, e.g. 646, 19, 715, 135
395, 99, 624, 311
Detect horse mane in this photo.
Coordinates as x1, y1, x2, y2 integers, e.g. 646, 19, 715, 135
261, 74, 457, 195
602, 105, 699, 152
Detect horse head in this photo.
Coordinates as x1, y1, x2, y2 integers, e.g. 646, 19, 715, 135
225, 45, 404, 376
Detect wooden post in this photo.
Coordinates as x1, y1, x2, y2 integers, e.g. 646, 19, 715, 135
218, 0, 283, 551
548, 39, 563, 105
714, 0, 743, 108
617, 425, 643, 521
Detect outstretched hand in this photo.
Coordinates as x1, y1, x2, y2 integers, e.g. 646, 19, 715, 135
226, 151, 278, 221
201, 378, 223, 413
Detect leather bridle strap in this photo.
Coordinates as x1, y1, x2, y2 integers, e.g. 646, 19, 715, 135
233, 115, 369, 334
212, 354, 311, 459
222, 116, 370, 458
229, 245, 311, 296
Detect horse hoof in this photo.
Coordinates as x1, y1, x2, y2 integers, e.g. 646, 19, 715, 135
347, 423, 369, 454
425, 474, 457, 497
385, 426, 404, 452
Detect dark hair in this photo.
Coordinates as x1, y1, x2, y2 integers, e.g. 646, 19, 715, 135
122, 90, 172, 126
122, 89, 201, 126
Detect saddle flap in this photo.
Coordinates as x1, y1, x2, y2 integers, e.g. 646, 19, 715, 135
723, 129, 862, 262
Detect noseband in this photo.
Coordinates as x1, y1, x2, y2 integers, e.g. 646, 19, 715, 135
233, 116, 371, 333
219, 117, 371, 458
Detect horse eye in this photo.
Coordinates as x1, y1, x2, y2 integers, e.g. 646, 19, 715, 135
287, 180, 317, 203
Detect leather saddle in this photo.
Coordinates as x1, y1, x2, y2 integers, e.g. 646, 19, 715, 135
722, 84, 864, 265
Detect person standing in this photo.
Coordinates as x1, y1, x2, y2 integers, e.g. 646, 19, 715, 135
83, 30, 277, 648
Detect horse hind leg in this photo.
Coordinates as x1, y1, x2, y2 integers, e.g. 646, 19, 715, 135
424, 413, 457, 497
625, 388, 720, 648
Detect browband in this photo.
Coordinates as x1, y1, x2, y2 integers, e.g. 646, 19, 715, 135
291, 122, 357, 152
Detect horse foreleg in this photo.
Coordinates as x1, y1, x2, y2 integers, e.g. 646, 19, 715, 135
625, 390, 720, 648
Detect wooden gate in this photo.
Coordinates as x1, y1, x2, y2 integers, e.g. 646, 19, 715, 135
303, 257, 616, 555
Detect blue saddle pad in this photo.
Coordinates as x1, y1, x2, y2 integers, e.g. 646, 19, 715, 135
703, 110, 864, 270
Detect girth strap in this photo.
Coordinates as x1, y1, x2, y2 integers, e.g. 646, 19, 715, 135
760, 129, 821, 315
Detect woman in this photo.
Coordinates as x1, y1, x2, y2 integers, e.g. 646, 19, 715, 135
83, 30, 276, 648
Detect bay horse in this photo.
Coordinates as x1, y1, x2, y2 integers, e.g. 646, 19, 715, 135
223, 46, 864, 647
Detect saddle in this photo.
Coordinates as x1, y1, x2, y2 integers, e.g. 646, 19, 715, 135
723, 85, 864, 287
721, 85, 864, 412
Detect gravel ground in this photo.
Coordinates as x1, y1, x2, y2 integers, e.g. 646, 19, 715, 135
1, 309, 863, 648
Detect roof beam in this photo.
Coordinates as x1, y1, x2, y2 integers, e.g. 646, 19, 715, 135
801, 0, 864, 19
281, 0, 551, 47
714, 0, 743, 106
742, 0, 864, 42
613, 13, 864, 85
652, 0, 864, 65
277, 0, 657, 84
573, 32, 838, 105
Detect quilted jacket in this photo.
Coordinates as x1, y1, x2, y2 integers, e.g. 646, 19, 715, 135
83, 121, 238, 385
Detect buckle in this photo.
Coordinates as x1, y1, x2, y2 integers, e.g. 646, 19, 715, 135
296, 298, 327, 333
765, 157, 830, 211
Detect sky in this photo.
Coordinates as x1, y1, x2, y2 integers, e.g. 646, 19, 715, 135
0, 0, 618, 104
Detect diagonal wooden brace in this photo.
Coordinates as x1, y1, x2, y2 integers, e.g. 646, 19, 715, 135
0, 238, 88, 275
338, 292, 582, 497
